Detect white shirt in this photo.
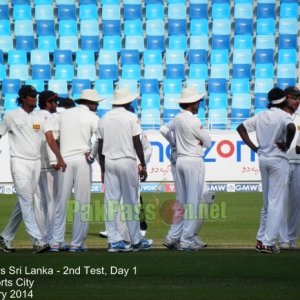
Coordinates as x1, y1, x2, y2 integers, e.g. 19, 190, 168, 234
174, 110, 212, 157
243, 107, 293, 159
0, 107, 44, 160
99, 107, 142, 160
160, 120, 177, 165
141, 131, 152, 164
288, 113, 300, 163
45, 105, 100, 158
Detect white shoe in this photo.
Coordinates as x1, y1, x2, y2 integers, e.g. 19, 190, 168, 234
279, 242, 290, 250
289, 241, 297, 249
99, 231, 108, 238
178, 241, 202, 251
193, 235, 207, 248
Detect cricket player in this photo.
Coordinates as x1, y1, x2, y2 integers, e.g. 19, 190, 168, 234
172, 86, 212, 251
45, 89, 102, 252
0, 85, 52, 253
237, 87, 296, 254
160, 119, 215, 250
98, 87, 153, 252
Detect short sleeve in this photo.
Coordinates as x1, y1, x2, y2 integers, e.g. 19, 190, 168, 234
0, 114, 9, 136
131, 114, 142, 136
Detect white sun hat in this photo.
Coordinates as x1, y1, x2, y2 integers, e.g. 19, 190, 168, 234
76, 89, 104, 103
178, 86, 206, 104
112, 87, 139, 105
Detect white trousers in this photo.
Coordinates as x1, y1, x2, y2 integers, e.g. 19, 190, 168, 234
104, 157, 142, 245
51, 155, 92, 247
1, 158, 44, 243
34, 168, 58, 243
256, 156, 289, 246
175, 156, 205, 245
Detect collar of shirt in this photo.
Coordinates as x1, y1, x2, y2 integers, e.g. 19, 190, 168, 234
76, 104, 90, 111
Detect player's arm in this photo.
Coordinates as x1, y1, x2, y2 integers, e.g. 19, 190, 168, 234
236, 123, 259, 153
285, 123, 296, 150
133, 135, 147, 182
45, 130, 67, 171
98, 138, 105, 183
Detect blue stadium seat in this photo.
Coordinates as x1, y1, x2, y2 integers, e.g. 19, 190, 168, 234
189, 3, 208, 19
4, 94, 19, 111
79, 0, 98, 4
166, 64, 185, 80
0, 61, 6, 79
125, 35, 144, 52
9, 64, 29, 81
34, 4, 54, 20
168, 19, 187, 36
255, 35, 275, 49
279, 18, 298, 35
36, 20, 55, 36
208, 78, 227, 94
280, 3, 298, 18
212, 3, 230, 19
31, 65, 51, 80
102, 4, 120, 20
186, 79, 206, 93
277, 63, 296, 79
54, 49, 73, 65
102, 35, 122, 52
140, 79, 159, 94
79, 4, 98, 20
144, 64, 163, 81
168, 35, 188, 51
255, 49, 274, 63
278, 49, 297, 64
163, 94, 180, 109
25, 79, 44, 92
189, 64, 208, 80
30, 49, 50, 65
188, 49, 207, 64
14, 20, 34, 36
98, 64, 118, 81
59, 35, 79, 52
208, 93, 228, 109
55, 64, 74, 81
255, 64, 273, 78
2, 79, 22, 94
146, 36, 165, 51
234, 35, 253, 49
166, 50, 185, 64
98, 50, 118, 65
163, 108, 180, 123
94, 79, 114, 95
232, 64, 251, 79
230, 79, 250, 94
210, 49, 229, 64
118, 79, 138, 93
256, 3, 275, 18
121, 49, 140, 65
230, 108, 251, 129
57, 4, 76, 20
211, 35, 230, 50
102, 20, 121, 36
81, 36, 100, 52
141, 93, 160, 110
143, 50, 163, 65
146, 3, 164, 19
76, 50, 95, 65
256, 18, 275, 35
0, 19, 10, 36
8, 50, 27, 65
254, 78, 274, 94
234, 18, 253, 35
190, 19, 209, 35
80, 19, 100, 36
254, 93, 268, 109
234, 3, 253, 18
163, 79, 182, 94
278, 34, 297, 49
13, 4, 32, 20
146, 19, 165, 36
71, 79, 91, 99
212, 19, 231, 35
77, 64, 96, 81
0, 4, 9, 19
210, 64, 229, 80
37, 36, 57, 52
124, 4, 142, 20
15, 36, 35, 52
168, 3, 186, 19
59, 19, 77, 36
190, 35, 209, 50
121, 65, 141, 81
277, 78, 296, 91
124, 19, 143, 36
34, 0, 53, 3
141, 108, 161, 130
233, 49, 252, 64
47, 79, 69, 97
208, 108, 228, 130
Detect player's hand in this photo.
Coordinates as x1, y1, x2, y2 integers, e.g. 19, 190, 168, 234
276, 141, 287, 152
139, 167, 148, 182
51, 164, 60, 171
57, 158, 67, 172
85, 152, 95, 164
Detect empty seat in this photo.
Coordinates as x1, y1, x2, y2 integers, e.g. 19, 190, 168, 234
25, 79, 44, 92
166, 50, 185, 64
121, 65, 141, 80
256, 3, 275, 18
14, 20, 34, 36
146, 36, 165, 51
2, 79, 22, 94
76, 64, 96, 81
81, 36, 100, 51
9, 64, 29, 81
55, 64, 74, 81
190, 19, 209, 35
234, 2, 253, 18
164, 94, 181, 109
277, 63, 296, 79
278, 34, 297, 49
57, 4, 76, 20
13, 4, 32, 20
165, 64, 185, 80
102, 20, 121, 36
254, 93, 268, 109
146, 3, 164, 19
54, 49, 73, 64
98, 64, 118, 80
124, 4, 142, 19
163, 79, 182, 94
168, 19, 187, 36
280, 3, 298, 18
141, 93, 160, 110
36, 20, 55, 36
255, 49, 274, 63
71, 79, 91, 99
15, 36, 35, 52
234, 18, 253, 35
208, 78, 227, 94
278, 49, 297, 64
30, 50, 50, 65
212, 19, 231, 35
8, 50, 27, 65
102, 4, 120, 20
143, 50, 162, 65
31, 65, 51, 80
59, 19, 77, 36
98, 49, 118, 65
230, 78, 250, 94
37, 36, 57, 52
121, 49, 140, 65
254, 78, 274, 94
94, 79, 114, 95
230, 108, 251, 129
189, 64, 208, 80
190, 35, 209, 50
76, 50, 95, 65
188, 49, 207, 64
59, 35, 79, 52
210, 49, 229, 64
146, 19, 165, 36
124, 19, 143, 36
141, 108, 161, 130
234, 35, 253, 49
208, 93, 228, 109
211, 35, 230, 50
144, 64, 163, 81
255, 35, 275, 49
210, 64, 229, 80
47, 79, 69, 96
208, 108, 228, 130
232, 64, 251, 79
168, 3, 186, 19
140, 79, 159, 94
102, 35, 122, 52
255, 64, 273, 78
212, 3, 230, 19
163, 108, 180, 123
256, 18, 275, 35
4, 94, 19, 111
189, 3, 208, 19
79, 4, 98, 20
80, 19, 100, 36
232, 49, 252, 64
0, 4, 9, 19
125, 35, 144, 52
279, 18, 298, 35
168, 35, 187, 51
35, 4, 54, 20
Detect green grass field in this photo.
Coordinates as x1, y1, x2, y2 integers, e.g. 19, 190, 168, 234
1, 192, 300, 300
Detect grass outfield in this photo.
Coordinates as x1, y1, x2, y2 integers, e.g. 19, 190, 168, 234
1, 192, 300, 300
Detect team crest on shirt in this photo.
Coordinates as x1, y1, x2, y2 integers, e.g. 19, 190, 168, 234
32, 124, 41, 131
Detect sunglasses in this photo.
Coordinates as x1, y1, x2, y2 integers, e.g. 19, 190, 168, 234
288, 95, 300, 100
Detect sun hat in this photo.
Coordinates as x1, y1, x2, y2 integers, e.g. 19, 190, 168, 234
177, 86, 206, 104
112, 87, 139, 105
75, 89, 104, 103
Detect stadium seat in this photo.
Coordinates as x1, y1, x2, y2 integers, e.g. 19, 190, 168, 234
279, 18, 298, 35
190, 19, 209, 35
47, 79, 69, 97
210, 64, 229, 80
233, 35, 253, 49
141, 93, 160, 110
1, 79, 22, 95
141, 108, 161, 130
140, 79, 159, 94
278, 49, 297, 64
30, 50, 50, 65
76, 50, 95, 65
31, 65, 51, 80
255, 64, 273, 78
189, 64, 208, 80
121, 49, 140, 65
163, 79, 182, 94
232, 64, 252, 79
121, 65, 141, 81
280, 3, 298, 18
255, 49, 274, 64
277, 63, 296, 79
165, 64, 185, 80
8, 50, 27, 65
57, 4, 76, 20
124, 19, 143, 36
208, 93, 228, 109
80, 19, 100, 37
277, 78, 296, 91
59, 35, 79, 52
14, 20, 34, 36
0, 19, 10, 35
102, 35, 122, 52
9, 64, 29, 81
230, 79, 250, 94
146, 36, 165, 51
168, 35, 188, 52
94, 79, 114, 95
234, 18, 253, 35
34, 4, 54, 20
232, 49, 252, 64
255, 35, 275, 49
71, 79, 91, 99
230, 108, 251, 129
15, 36, 35, 52
102, 20, 121, 36
55, 64, 74, 81
0, 64, 5, 80
254, 93, 268, 109
54, 49, 73, 65
188, 49, 207, 65
76, 64, 96, 81
168, 19, 187, 36
231, 93, 251, 109
36, 20, 55, 36
234, 2, 253, 18
13, 4, 32, 20
102, 4, 120, 20
146, 19, 165, 36
189, 3, 208, 19
210, 49, 229, 64
125, 35, 145, 52
59, 20, 77, 36
4, 94, 19, 111
212, 19, 231, 35
208, 78, 227, 94
256, 3, 275, 18
25, 79, 44, 92
163, 108, 180, 123
79, 4, 98, 20
81, 36, 100, 52
211, 35, 230, 50
166, 50, 185, 65
168, 3, 186, 19
212, 3, 230, 19
124, 4, 142, 20
256, 18, 275, 35
143, 50, 163, 65
98, 50, 118, 65
254, 78, 274, 94
0, 4, 9, 19
37, 36, 57, 53
146, 3, 164, 19
278, 34, 297, 49
144, 64, 164, 81
98, 64, 119, 81
208, 108, 228, 130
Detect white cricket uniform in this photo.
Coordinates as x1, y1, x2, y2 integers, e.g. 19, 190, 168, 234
0, 108, 44, 243
279, 113, 300, 244
34, 109, 58, 243
45, 105, 100, 248
173, 110, 212, 245
160, 120, 213, 241
243, 107, 293, 246
99, 107, 143, 245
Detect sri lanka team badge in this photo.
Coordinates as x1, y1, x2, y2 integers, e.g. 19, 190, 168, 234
32, 124, 41, 132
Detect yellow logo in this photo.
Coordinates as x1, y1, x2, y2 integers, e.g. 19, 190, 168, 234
33, 124, 40, 130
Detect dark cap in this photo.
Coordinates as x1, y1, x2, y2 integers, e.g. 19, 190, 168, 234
58, 97, 75, 108
38, 91, 58, 109
18, 85, 39, 98
284, 86, 300, 97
